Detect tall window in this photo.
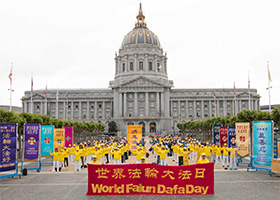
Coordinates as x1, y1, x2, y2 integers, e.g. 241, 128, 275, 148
139, 61, 143, 71
157, 63, 160, 71
149, 62, 153, 71
122, 63, 125, 72
130, 62, 134, 71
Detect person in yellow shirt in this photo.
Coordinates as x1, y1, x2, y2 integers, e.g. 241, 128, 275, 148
193, 143, 199, 162
111, 148, 122, 164
221, 144, 229, 168
204, 143, 212, 162
171, 143, 179, 163
74, 149, 82, 172
178, 144, 184, 166
62, 148, 68, 169
49, 148, 59, 173
228, 144, 238, 170
58, 149, 64, 171
182, 147, 190, 165
197, 153, 210, 164
89, 155, 101, 165
214, 143, 222, 165
140, 157, 147, 164
133, 147, 146, 164
159, 146, 169, 166
211, 144, 216, 162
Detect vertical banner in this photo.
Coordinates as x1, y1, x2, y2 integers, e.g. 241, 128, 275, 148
228, 127, 236, 147
63, 126, 73, 148
235, 122, 250, 158
41, 125, 54, 157
24, 124, 40, 162
219, 127, 228, 147
213, 125, 221, 144
273, 137, 278, 159
127, 125, 142, 152
54, 128, 65, 150
0, 123, 17, 172
253, 121, 273, 166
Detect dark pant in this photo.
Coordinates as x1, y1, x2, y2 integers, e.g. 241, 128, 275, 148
81, 156, 85, 167
124, 152, 128, 160
157, 156, 160, 165
64, 158, 68, 167
178, 156, 183, 166
105, 154, 109, 163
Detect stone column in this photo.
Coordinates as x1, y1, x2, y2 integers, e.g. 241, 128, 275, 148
40, 102, 43, 114
193, 100, 196, 118
87, 101, 90, 120
209, 100, 212, 117
71, 101, 74, 120
103, 101, 106, 119
78, 101, 82, 120
63, 101, 65, 120
164, 90, 170, 118
95, 101, 98, 119
144, 54, 148, 72
145, 92, 149, 116
124, 93, 127, 117
119, 93, 122, 117
55, 101, 58, 118
178, 100, 181, 118
201, 100, 204, 118
156, 92, 160, 115
134, 92, 138, 116
161, 92, 164, 116
45, 101, 47, 115
134, 54, 138, 72
232, 100, 235, 115
239, 100, 242, 112
186, 100, 189, 119
125, 56, 128, 72
170, 100, 173, 117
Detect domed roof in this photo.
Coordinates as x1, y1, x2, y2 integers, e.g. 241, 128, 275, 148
121, 3, 160, 48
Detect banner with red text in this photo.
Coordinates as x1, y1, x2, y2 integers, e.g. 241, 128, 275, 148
87, 163, 214, 195
127, 125, 142, 152
235, 122, 250, 158
219, 127, 228, 147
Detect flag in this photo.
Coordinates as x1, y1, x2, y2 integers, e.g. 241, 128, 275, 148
31, 74, 33, 92
8, 64, 13, 85
222, 88, 225, 100
45, 84, 47, 99
268, 61, 272, 82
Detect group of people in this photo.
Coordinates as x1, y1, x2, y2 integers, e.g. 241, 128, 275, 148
148, 135, 239, 170
49, 134, 239, 172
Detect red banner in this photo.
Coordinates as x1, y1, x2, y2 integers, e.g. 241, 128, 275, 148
220, 127, 228, 147
87, 163, 214, 195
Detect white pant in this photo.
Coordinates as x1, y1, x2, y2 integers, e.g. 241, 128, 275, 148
68, 155, 72, 164
215, 155, 222, 165
87, 155, 91, 164
113, 159, 120, 165
222, 156, 229, 166
160, 159, 167, 166
174, 153, 178, 162
71, 155, 75, 164
193, 152, 197, 162
230, 157, 237, 169
52, 161, 60, 172
75, 160, 81, 171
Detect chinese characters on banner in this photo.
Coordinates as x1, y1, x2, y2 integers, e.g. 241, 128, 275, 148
24, 124, 40, 162
273, 138, 278, 158
219, 127, 228, 147
41, 125, 54, 157
54, 128, 65, 151
0, 123, 17, 172
253, 121, 273, 166
235, 122, 250, 158
127, 125, 142, 152
228, 127, 236, 147
213, 125, 221, 144
63, 126, 73, 148
87, 163, 214, 195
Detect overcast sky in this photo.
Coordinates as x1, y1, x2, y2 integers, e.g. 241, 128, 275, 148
0, 0, 279, 108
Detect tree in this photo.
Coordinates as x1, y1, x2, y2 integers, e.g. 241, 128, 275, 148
108, 121, 118, 135
272, 107, 280, 130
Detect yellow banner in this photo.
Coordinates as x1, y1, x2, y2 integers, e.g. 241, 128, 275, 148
127, 125, 142, 152
235, 122, 250, 158
54, 128, 65, 151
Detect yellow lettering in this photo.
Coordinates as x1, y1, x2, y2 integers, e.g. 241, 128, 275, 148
126, 184, 133, 193
186, 185, 194, 194
157, 184, 165, 194
194, 186, 202, 193
91, 184, 103, 193
178, 187, 185, 194
202, 186, 209, 195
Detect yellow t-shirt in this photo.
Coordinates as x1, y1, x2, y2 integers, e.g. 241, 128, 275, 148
228, 148, 238, 158
197, 158, 210, 164
89, 160, 101, 165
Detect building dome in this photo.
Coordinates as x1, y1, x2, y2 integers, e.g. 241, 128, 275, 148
121, 3, 160, 48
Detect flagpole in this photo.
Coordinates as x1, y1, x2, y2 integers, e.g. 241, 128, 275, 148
248, 71, 251, 110
267, 61, 272, 113
9, 62, 14, 112
31, 73, 33, 114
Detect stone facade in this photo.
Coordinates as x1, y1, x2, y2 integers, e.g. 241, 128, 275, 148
21, 3, 260, 136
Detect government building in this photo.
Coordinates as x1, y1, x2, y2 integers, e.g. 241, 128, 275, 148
21, 3, 260, 135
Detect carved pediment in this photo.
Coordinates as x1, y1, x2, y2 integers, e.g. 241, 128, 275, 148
121, 77, 163, 88
31, 93, 45, 100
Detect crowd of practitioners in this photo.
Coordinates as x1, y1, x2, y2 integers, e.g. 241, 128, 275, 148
49, 134, 239, 172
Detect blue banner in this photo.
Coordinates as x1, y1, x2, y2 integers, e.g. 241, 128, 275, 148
0, 123, 17, 172
273, 137, 278, 159
228, 126, 236, 147
253, 121, 273, 166
41, 125, 54, 157
213, 125, 221, 144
